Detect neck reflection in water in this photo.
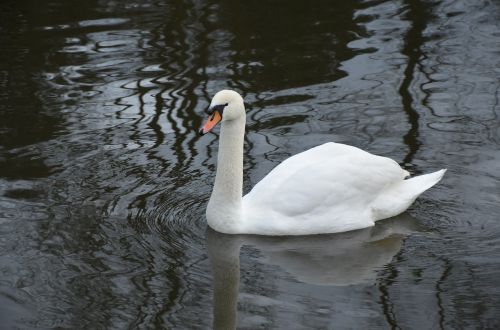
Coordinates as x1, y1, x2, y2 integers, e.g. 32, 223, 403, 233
207, 213, 420, 329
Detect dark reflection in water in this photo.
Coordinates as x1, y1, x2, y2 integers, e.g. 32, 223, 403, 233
1, 0, 500, 328
398, 0, 433, 166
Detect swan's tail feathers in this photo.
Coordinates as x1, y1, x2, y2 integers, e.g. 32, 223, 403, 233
404, 169, 447, 195
372, 169, 446, 221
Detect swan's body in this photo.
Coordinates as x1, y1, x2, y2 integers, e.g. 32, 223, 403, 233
200, 90, 446, 236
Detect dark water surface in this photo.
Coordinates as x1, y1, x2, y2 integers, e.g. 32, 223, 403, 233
1, 0, 499, 328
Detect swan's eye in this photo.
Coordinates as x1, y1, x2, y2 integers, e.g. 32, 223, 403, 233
207, 103, 229, 115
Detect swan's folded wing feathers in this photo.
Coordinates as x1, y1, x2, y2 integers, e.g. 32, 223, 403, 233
243, 142, 407, 219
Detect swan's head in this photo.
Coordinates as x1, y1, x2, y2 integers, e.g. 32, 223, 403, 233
199, 90, 245, 135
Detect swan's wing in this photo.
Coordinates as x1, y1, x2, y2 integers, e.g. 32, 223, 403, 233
243, 143, 408, 218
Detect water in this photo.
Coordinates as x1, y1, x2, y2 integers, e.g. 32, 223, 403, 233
0, 0, 499, 328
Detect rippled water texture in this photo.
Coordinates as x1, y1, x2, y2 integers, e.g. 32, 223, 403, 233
1, 0, 499, 328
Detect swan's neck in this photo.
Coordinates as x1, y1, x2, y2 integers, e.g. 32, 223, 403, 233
207, 116, 245, 233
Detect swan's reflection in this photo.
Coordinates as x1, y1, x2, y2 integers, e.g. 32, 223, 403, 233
207, 213, 420, 329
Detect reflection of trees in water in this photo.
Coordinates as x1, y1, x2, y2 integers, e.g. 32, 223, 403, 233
0, 2, 62, 150
399, 0, 434, 167
221, 0, 363, 91
0, 0, 115, 149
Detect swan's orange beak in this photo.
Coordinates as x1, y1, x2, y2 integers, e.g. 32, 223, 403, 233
199, 110, 222, 135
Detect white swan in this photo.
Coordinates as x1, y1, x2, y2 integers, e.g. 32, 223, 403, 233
199, 90, 445, 235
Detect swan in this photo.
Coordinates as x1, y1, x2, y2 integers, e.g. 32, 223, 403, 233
199, 90, 446, 235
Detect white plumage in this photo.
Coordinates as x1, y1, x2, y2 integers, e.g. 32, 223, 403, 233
200, 90, 446, 236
